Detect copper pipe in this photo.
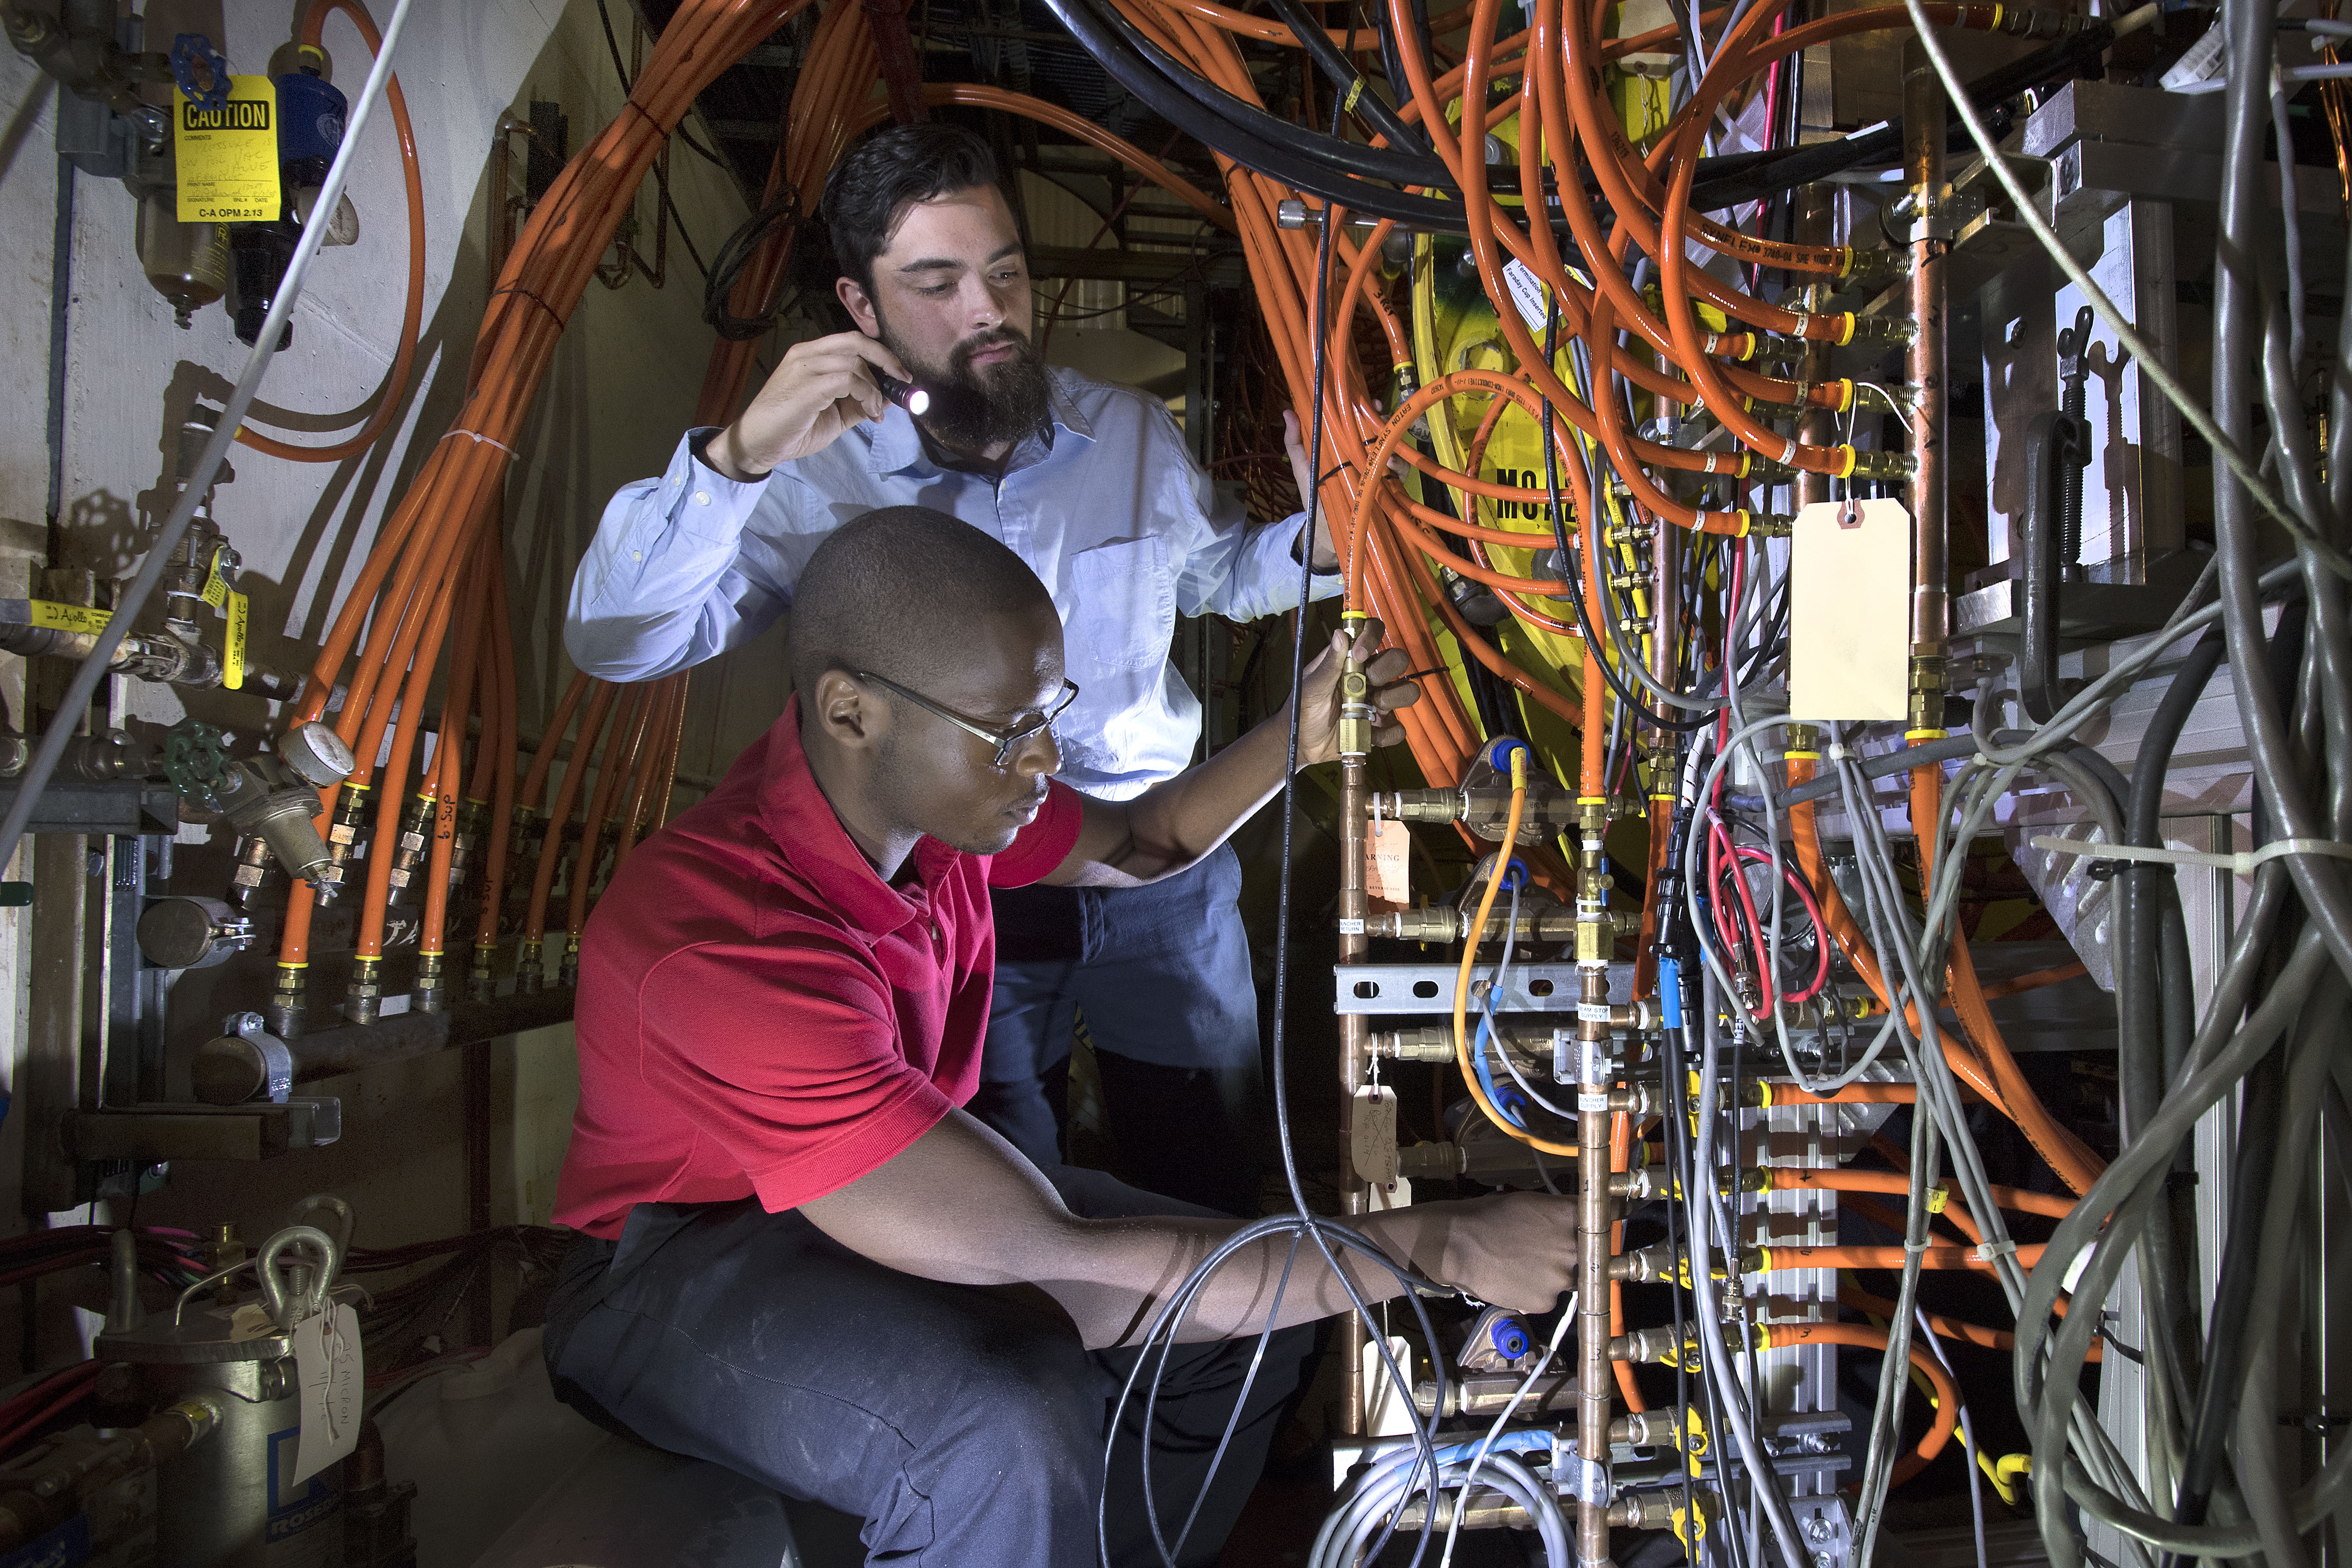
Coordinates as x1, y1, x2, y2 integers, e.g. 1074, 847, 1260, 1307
1903, 37, 1951, 719
1337, 748, 1370, 1436
1576, 810, 1614, 1568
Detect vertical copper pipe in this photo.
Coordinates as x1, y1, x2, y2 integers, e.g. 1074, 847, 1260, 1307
1337, 749, 1369, 1436
1577, 939, 1615, 1568
1794, 182, 1839, 512
1903, 38, 1952, 724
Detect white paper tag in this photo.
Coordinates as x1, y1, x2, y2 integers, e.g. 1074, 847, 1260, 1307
1790, 498, 1910, 722
289, 1304, 362, 1485
1338, 918, 1366, 936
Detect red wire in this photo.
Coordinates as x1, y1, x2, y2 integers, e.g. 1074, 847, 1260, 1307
0, 1361, 103, 1457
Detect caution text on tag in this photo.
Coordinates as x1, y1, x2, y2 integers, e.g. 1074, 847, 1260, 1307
176, 77, 282, 223
1367, 817, 1410, 908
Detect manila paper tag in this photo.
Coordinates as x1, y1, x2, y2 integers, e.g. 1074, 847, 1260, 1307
1789, 497, 1910, 722
1350, 1084, 1401, 1192
1366, 817, 1410, 908
289, 1303, 362, 1485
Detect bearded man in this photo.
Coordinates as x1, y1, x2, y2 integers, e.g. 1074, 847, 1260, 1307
566, 122, 1340, 1218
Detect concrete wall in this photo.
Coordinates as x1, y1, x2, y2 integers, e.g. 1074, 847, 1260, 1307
0, 0, 800, 1307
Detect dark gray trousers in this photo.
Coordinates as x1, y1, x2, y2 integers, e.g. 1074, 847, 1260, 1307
543, 1165, 1312, 1567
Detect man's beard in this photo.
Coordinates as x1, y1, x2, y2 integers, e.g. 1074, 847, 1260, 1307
879, 319, 1054, 452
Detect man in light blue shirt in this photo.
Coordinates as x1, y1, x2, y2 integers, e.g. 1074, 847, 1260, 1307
566, 122, 1339, 1215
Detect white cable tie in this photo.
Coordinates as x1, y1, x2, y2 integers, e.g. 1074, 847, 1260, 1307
1972, 1239, 2017, 1263
1903, 1239, 1932, 1256
440, 428, 520, 461
1826, 743, 1855, 762
2027, 833, 2352, 877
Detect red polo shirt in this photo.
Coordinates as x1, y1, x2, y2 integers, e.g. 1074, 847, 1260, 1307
553, 698, 1084, 1238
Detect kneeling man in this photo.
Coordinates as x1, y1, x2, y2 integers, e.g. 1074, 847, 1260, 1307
544, 505, 1575, 1566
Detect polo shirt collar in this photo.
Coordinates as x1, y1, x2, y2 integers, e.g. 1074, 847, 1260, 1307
754, 698, 957, 943
866, 371, 1095, 478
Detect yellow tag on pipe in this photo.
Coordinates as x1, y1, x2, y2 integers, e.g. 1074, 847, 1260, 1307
223, 591, 248, 691
201, 547, 233, 609
29, 601, 109, 635
175, 77, 282, 223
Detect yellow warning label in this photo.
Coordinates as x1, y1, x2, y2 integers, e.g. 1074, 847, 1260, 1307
223, 591, 248, 691
201, 546, 233, 609
29, 601, 110, 635
176, 77, 282, 223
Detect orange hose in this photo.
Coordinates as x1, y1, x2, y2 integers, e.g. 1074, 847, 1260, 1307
1759, 1243, 2042, 1273
525, 681, 622, 949
239, 0, 425, 464
1760, 1322, 1960, 1484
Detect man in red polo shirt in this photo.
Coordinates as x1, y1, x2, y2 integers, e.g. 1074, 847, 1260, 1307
544, 505, 1575, 1566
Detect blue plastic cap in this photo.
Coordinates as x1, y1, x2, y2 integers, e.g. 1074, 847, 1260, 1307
1484, 736, 1531, 773
1500, 858, 1530, 892
1659, 956, 1685, 1030
1491, 1315, 1531, 1361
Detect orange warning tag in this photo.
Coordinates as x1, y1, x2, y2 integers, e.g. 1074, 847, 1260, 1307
1367, 817, 1410, 909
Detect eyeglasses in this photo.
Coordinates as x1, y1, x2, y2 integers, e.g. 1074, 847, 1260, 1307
855, 671, 1081, 768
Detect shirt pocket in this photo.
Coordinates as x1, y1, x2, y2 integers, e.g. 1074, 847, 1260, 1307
1067, 537, 1173, 675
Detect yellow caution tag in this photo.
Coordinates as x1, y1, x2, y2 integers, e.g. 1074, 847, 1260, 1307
1926, 1182, 1951, 1214
223, 591, 248, 691
201, 547, 233, 609
29, 601, 109, 635
175, 77, 282, 223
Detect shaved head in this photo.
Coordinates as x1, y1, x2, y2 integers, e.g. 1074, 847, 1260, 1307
789, 506, 1056, 710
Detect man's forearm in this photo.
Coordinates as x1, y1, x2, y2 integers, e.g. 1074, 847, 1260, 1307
1101, 700, 1298, 880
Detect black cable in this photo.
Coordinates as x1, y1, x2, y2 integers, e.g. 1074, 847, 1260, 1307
703, 191, 803, 339
1682, 15, 2132, 213
1535, 302, 1712, 733
1266, 0, 1434, 159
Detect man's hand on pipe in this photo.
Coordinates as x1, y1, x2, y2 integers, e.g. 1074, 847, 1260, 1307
1357, 1190, 1581, 1316
707, 331, 913, 482
797, 1108, 1579, 1347
1294, 618, 1421, 765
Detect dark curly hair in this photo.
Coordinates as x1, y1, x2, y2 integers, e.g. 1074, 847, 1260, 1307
820, 122, 1002, 294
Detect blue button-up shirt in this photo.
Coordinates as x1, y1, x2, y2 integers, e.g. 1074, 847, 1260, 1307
566, 366, 1340, 798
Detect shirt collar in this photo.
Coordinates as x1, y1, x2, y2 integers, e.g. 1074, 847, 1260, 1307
866, 368, 1096, 478
754, 697, 959, 944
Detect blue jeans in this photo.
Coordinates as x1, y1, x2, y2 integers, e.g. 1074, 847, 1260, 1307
973, 843, 1265, 1217
542, 1166, 1313, 1568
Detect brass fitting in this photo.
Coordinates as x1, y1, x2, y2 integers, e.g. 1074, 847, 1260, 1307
267, 964, 307, 1040
467, 943, 498, 1003
1335, 660, 1374, 760
410, 951, 446, 1015
558, 933, 583, 989
518, 938, 544, 995
384, 792, 435, 906
1610, 1327, 1701, 1366
1846, 313, 1919, 348
1610, 1241, 1690, 1285
1846, 447, 1918, 482
316, 784, 372, 908
1908, 651, 1949, 733
1784, 722, 1821, 755
343, 956, 382, 1026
